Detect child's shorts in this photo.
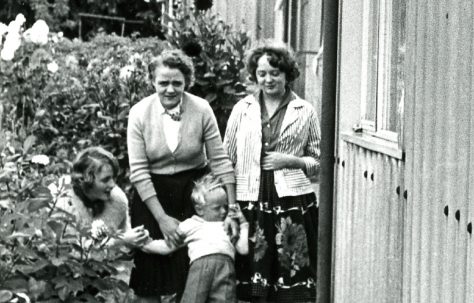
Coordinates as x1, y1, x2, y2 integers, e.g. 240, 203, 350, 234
181, 253, 237, 303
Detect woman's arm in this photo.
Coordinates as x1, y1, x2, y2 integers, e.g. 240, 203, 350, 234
262, 107, 321, 176
202, 103, 236, 186
127, 102, 182, 246
144, 196, 182, 246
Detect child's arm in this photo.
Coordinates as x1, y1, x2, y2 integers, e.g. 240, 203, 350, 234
141, 239, 181, 255
141, 226, 186, 255
235, 222, 249, 255
230, 204, 249, 255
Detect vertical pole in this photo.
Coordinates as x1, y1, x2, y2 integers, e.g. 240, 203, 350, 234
121, 22, 125, 36
317, 0, 339, 302
78, 17, 82, 40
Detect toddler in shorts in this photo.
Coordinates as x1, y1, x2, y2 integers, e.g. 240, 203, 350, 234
142, 173, 249, 303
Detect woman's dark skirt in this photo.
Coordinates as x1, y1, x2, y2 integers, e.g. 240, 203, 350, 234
235, 170, 318, 303
129, 167, 208, 297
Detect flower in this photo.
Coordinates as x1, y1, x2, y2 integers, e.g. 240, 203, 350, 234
91, 219, 109, 240
0, 22, 8, 38
119, 65, 135, 80
15, 14, 26, 26
47, 61, 59, 73
29, 20, 49, 45
31, 155, 50, 165
276, 217, 310, 271
65, 55, 78, 68
1, 30, 21, 61
250, 226, 268, 262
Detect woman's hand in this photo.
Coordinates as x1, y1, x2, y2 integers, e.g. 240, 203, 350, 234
120, 225, 150, 247
262, 152, 303, 170
158, 214, 182, 246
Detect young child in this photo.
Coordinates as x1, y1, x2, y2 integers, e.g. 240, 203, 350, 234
142, 174, 249, 303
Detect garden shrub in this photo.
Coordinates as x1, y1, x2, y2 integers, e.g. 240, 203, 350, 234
0, 9, 250, 301
164, 5, 251, 135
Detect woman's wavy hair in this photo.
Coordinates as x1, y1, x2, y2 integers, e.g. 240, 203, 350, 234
71, 147, 118, 196
246, 40, 300, 85
148, 49, 195, 89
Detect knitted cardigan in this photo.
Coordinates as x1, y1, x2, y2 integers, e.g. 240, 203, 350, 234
56, 186, 130, 232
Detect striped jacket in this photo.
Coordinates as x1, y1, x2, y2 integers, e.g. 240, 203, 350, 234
224, 92, 320, 201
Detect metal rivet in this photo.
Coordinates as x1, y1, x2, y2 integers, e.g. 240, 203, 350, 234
396, 186, 400, 195
455, 210, 460, 221
446, 13, 449, 19
403, 190, 408, 199
444, 205, 449, 217
370, 173, 374, 181
342, 160, 345, 167
364, 171, 368, 178
468, 222, 472, 234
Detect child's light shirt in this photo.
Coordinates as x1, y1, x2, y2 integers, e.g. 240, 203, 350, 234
179, 215, 248, 263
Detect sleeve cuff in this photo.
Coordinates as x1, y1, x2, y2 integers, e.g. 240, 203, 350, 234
134, 179, 157, 202
302, 157, 318, 177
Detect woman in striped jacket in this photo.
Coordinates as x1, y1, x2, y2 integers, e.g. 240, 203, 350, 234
224, 41, 320, 303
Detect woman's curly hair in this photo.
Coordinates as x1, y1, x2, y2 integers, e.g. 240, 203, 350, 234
246, 41, 300, 85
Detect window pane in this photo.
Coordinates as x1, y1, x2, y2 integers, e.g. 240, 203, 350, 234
384, 0, 406, 132
364, 0, 379, 122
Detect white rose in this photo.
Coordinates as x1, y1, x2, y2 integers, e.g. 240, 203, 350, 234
31, 154, 50, 165
29, 20, 49, 45
47, 61, 59, 73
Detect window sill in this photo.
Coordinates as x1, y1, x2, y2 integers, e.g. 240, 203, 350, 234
341, 132, 404, 160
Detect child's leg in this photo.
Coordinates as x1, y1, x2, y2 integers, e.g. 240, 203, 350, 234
208, 254, 237, 303
180, 257, 213, 303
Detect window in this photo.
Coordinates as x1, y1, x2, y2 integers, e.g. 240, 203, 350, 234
360, 0, 406, 142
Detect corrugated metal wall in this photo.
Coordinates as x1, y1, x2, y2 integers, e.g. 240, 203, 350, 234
402, 0, 474, 302
334, 140, 405, 303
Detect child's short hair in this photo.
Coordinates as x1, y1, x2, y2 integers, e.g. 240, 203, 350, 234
191, 173, 225, 207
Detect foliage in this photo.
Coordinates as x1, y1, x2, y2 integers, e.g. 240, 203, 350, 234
0, 0, 167, 39
0, 141, 136, 302
0, 23, 165, 193
165, 5, 251, 135
0, 8, 250, 299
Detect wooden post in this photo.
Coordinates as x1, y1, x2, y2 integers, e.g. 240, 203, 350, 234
78, 18, 82, 40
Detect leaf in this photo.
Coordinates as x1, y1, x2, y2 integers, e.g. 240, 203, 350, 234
0, 290, 13, 303
47, 220, 65, 237
22, 135, 37, 155
26, 197, 51, 212
204, 93, 217, 103
28, 277, 46, 300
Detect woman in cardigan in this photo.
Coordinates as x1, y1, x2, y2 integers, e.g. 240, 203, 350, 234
127, 49, 236, 303
224, 41, 320, 302
56, 146, 149, 247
